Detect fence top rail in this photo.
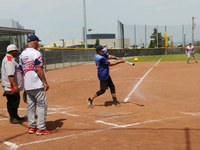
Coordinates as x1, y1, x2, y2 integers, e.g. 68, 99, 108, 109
39, 47, 95, 51
39, 47, 187, 51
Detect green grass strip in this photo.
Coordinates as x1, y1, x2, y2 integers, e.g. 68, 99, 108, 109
126, 53, 200, 62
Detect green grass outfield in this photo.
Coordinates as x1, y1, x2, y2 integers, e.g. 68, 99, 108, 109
126, 53, 200, 62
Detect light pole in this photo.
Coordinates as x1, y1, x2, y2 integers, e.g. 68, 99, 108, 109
83, 0, 88, 48
192, 17, 195, 45
156, 26, 159, 48
170, 36, 173, 47
113, 42, 116, 48
184, 34, 186, 46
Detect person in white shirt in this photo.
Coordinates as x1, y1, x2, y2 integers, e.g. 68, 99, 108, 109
185, 43, 198, 64
1, 44, 25, 124
19, 35, 52, 135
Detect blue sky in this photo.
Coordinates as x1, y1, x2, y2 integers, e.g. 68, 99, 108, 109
0, 0, 200, 44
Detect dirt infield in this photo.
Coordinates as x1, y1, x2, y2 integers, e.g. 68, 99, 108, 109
1, 60, 200, 150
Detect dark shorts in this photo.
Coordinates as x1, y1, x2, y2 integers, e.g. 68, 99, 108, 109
100, 75, 115, 93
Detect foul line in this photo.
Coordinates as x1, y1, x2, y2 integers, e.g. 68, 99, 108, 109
96, 117, 180, 128
4, 116, 180, 150
124, 59, 162, 102
180, 112, 200, 116
3, 127, 116, 150
0, 107, 80, 118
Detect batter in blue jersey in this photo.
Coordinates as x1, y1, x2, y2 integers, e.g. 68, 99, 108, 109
88, 45, 124, 108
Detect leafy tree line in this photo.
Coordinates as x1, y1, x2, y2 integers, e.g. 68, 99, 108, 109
148, 28, 200, 48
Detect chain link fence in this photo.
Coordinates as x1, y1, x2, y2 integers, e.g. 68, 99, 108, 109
1, 47, 200, 78
41, 49, 95, 70
119, 23, 200, 48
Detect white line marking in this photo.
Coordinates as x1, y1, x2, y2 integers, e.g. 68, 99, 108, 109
1, 107, 74, 111
180, 112, 200, 116
96, 117, 180, 128
1, 107, 80, 117
0, 118, 8, 121
3, 116, 180, 149
6, 128, 113, 149
124, 59, 162, 102
3, 141, 18, 150
1, 108, 27, 111
49, 108, 80, 117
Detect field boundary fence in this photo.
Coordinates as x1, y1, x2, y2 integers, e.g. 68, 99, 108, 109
1, 47, 200, 76
118, 21, 200, 49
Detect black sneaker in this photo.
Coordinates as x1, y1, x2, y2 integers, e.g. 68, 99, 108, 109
17, 116, 26, 122
88, 98, 93, 108
113, 100, 121, 106
9, 118, 22, 124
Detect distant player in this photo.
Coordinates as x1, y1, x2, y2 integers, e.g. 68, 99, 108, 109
185, 43, 198, 64
87, 45, 124, 108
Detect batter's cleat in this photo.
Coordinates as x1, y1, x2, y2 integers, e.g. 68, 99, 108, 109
28, 127, 37, 134
113, 100, 121, 106
88, 98, 94, 108
36, 129, 52, 135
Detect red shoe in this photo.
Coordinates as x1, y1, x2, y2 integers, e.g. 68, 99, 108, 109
28, 127, 37, 134
36, 129, 52, 135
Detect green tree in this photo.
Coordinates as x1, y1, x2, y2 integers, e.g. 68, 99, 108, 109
94, 39, 100, 48
194, 40, 200, 46
149, 28, 164, 48
81, 41, 85, 48
53, 43, 57, 47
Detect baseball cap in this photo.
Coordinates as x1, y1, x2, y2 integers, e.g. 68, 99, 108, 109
96, 45, 104, 51
7, 44, 18, 52
27, 34, 41, 42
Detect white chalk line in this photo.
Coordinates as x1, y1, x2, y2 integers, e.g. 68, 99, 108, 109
124, 59, 162, 102
180, 112, 200, 116
3, 127, 116, 150
0, 118, 8, 121
3, 112, 200, 149
3, 141, 18, 150
48, 108, 80, 117
96, 117, 181, 128
1, 107, 74, 111
0, 107, 80, 122
3, 116, 181, 150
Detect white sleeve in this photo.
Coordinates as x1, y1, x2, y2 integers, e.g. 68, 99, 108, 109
5, 61, 15, 76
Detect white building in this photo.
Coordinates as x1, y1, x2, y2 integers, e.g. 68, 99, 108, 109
51, 33, 130, 48
0, 18, 34, 51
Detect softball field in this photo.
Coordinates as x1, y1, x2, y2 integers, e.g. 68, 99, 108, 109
0, 60, 200, 150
